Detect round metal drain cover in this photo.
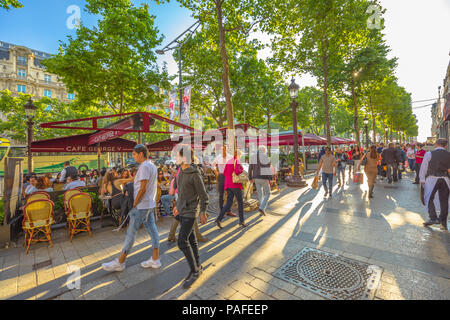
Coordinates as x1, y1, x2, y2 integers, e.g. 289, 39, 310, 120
298, 257, 362, 291
273, 247, 383, 300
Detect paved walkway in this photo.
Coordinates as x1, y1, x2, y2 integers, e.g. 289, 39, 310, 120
1, 171, 449, 300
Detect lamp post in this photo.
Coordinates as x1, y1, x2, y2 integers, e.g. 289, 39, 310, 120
287, 78, 306, 188
363, 116, 369, 149
384, 126, 388, 144
156, 20, 200, 131
24, 98, 36, 174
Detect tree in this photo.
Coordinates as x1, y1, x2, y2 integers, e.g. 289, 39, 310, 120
0, 0, 22, 10
0, 89, 109, 143
43, 0, 168, 114
259, 0, 380, 147
178, 0, 261, 150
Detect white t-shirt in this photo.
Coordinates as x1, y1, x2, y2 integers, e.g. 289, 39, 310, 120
64, 180, 86, 190
134, 160, 157, 210
406, 148, 415, 159
212, 154, 233, 174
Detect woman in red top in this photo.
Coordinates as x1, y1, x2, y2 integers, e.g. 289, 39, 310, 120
215, 150, 247, 228
413, 143, 426, 184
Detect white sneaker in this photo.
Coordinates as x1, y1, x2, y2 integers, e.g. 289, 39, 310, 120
140, 257, 162, 269
102, 258, 125, 272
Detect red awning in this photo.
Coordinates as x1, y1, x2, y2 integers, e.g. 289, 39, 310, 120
31, 134, 137, 153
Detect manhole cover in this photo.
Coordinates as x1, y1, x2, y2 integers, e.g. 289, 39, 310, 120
273, 247, 383, 300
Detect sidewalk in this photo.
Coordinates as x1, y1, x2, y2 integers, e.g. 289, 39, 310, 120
1, 171, 449, 300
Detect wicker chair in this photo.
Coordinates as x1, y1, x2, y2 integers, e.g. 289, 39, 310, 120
67, 192, 93, 242
63, 189, 82, 215
22, 199, 54, 254
25, 191, 50, 204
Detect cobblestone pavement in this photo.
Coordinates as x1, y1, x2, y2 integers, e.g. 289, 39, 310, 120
1, 170, 449, 300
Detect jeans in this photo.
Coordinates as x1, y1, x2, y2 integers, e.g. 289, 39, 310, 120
122, 207, 159, 255
386, 163, 398, 183
337, 166, 345, 184
254, 179, 271, 211
161, 194, 175, 215
322, 173, 334, 194
177, 216, 200, 273
414, 163, 421, 183
217, 188, 244, 224
407, 158, 415, 171
218, 174, 225, 211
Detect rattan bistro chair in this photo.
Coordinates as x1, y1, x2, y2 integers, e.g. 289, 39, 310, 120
63, 189, 83, 214
25, 191, 50, 204
22, 199, 54, 254
67, 192, 93, 242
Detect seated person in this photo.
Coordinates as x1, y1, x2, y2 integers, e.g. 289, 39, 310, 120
35, 176, 54, 192
64, 174, 86, 190
24, 175, 38, 195
156, 170, 170, 216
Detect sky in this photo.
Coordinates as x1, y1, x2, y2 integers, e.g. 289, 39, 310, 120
0, 0, 449, 141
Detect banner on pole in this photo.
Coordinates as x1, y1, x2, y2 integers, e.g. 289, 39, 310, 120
180, 86, 191, 129
169, 91, 176, 134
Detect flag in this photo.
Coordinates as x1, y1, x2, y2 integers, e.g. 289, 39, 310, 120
180, 86, 191, 128
169, 91, 176, 133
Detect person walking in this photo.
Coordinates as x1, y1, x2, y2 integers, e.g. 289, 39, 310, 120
249, 146, 272, 216
352, 146, 362, 176
406, 143, 415, 172
335, 148, 347, 187
381, 143, 401, 184
358, 145, 379, 198
413, 143, 426, 184
167, 165, 209, 243
212, 144, 235, 217
396, 144, 407, 180
216, 150, 247, 228
316, 147, 337, 198
102, 144, 161, 272
420, 138, 450, 231
172, 146, 209, 288
347, 146, 354, 180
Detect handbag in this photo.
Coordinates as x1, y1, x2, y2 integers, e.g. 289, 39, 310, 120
232, 159, 249, 184
361, 157, 367, 166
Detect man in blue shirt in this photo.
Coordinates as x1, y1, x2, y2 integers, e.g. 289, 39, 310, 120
64, 175, 86, 190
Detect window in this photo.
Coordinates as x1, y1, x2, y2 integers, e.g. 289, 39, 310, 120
67, 93, 75, 100
17, 85, 26, 93
17, 69, 26, 78
164, 98, 167, 103
175, 111, 179, 116
44, 74, 51, 83
44, 89, 52, 97
17, 56, 27, 66
45, 105, 51, 111
152, 107, 156, 110
164, 108, 169, 113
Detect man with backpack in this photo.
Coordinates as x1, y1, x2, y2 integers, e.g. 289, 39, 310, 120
249, 146, 273, 216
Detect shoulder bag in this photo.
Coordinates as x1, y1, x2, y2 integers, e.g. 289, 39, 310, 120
232, 159, 248, 184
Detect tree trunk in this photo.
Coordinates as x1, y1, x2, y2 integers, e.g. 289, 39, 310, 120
351, 78, 360, 148
267, 113, 271, 156
119, 86, 124, 114
321, 41, 331, 147
216, 2, 235, 153
390, 119, 393, 142
370, 99, 376, 143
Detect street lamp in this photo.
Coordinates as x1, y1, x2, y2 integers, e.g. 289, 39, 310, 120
384, 126, 389, 144
363, 116, 369, 149
287, 78, 306, 188
24, 98, 36, 174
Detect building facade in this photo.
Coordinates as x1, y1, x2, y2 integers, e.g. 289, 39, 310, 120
438, 60, 450, 150
0, 41, 75, 103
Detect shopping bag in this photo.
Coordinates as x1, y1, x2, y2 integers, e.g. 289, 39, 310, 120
353, 172, 364, 184
311, 175, 319, 190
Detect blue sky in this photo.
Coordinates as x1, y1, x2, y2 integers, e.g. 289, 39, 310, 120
1, 0, 449, 141
0, 0, 196, 73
